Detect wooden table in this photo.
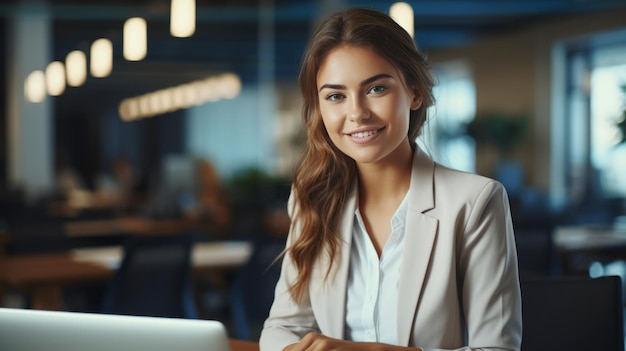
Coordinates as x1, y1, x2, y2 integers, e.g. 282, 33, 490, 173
0, 253, 112, 310
71, 240, 251, 270
230, 339, 260, 351
0, 231, 8, 255
64, 216, 193, 237
0, 241, 251, 310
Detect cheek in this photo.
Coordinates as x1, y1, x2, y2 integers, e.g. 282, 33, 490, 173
320, 114, 344, 148
319, 106, 341, 131
392, 96, 413, 126
321, 117, 339, 143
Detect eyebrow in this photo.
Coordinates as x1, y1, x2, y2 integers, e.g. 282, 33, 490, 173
318, 73, 394, 92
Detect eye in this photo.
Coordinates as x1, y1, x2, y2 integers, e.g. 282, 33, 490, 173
325, 93, 344, 102
368, 85, 386, 94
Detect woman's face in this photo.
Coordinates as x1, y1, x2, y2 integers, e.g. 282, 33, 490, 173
316, 45, 421, 168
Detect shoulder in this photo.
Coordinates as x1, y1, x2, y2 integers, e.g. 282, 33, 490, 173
409, 149, 508, 213
431, 162, 507, 209
425, 164, 513, 247
434, 163, 498, 189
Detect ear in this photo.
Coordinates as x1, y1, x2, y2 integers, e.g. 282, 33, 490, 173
410, 92, 423, 111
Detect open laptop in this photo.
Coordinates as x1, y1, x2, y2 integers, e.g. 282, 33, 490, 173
0, 307, 231, 351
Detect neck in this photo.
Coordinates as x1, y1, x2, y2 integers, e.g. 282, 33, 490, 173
357, 144, 413, 206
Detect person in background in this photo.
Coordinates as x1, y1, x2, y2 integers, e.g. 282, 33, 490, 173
260, 8, 522, 351
187, 159, 232, 231
96, 155, 139, 214
54, 149, 86, 200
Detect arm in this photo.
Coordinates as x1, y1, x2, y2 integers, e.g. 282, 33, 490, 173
259, 192, 320, 351
284, 333, 424, 351
414, 181, 521, 351
259, 249, 320, 351
448, 181, 522, 351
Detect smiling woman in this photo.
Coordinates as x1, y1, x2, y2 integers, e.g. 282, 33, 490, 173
260, 7, 522, 351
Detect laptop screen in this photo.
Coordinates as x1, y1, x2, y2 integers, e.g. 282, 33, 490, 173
0, 308, 231, 351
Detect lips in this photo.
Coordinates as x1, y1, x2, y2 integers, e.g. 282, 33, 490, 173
346, 127, 383, 144
350, 129, 381, 139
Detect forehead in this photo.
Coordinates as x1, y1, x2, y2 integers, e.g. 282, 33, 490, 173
316, 45, 397, 84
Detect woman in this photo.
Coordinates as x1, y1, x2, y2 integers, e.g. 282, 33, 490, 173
260, 7, 522, 351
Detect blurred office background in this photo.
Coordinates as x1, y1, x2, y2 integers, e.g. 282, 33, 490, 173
1, 0, 626, 340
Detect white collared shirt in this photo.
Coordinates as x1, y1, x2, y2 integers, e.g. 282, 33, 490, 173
344, 194, 408, 345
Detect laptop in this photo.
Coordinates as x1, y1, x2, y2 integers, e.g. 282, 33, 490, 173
0, 308, 231, 351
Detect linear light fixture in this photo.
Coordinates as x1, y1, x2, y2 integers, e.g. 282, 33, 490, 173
119, 73, 241, 121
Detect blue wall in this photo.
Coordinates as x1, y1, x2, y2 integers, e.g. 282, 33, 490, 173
186, 86, 276, 180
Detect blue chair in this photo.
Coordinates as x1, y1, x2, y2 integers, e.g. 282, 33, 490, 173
230, 236, 285, 340
102, 231, 198, 319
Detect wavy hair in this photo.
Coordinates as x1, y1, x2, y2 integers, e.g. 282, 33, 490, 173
287, 7, 435, 302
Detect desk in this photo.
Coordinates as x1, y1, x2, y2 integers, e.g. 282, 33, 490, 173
1, 241, 251, 310
71, 241, 252, 270
64, 216, 192, 237
554, 225, 626, 273
230, 339, 260, 351
554, 225, 626, 251
0, 253, 112, 310
0, 231, 8, 255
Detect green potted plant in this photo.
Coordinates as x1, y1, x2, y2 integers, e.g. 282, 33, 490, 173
466, 112, 530, 196
466, 112, 529, 158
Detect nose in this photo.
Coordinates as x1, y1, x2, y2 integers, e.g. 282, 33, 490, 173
348, 96, 370, 122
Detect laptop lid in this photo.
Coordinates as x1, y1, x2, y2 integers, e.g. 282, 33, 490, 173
0, 308, 231, 351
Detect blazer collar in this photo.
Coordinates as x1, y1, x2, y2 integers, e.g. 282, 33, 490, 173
407, 147, 436, 213
397, 148, 439, 345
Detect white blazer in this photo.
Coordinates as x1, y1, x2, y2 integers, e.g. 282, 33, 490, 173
260, 149, 522, 351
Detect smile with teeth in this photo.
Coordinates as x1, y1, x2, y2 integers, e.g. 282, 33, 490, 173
350, 129, 381, 138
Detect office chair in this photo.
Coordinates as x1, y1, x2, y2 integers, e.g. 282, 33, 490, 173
6, 221, 71, 255
520, 275, 624, 351
514, 226, 557, 277
230, 236, 285, 340
102, 231, 198, 319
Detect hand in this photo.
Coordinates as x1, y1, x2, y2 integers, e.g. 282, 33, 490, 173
283, 333, 367, 351
283, 332, 422, 351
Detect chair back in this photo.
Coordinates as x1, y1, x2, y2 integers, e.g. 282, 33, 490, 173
6, 221, 71, 255
521, 275, 624, 351
230, 236, 285, 340
102, 232, 198, 319
515, 226, 556, 277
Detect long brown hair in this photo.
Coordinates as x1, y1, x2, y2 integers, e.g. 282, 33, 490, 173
288, 7, 435, 302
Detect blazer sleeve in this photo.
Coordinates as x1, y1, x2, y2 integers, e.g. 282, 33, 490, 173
446, 181, 522, 351
260, 191, 320, 351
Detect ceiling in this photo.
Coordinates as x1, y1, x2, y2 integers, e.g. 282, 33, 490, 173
3, 0, 626, 114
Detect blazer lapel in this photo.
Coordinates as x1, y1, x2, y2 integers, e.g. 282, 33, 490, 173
397, 149, 439, 346
309, 183, 357, 339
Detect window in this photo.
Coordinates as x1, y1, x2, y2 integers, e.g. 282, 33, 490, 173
590, 51, 626, 197
557, 29, 626, 223
423, 60, 476, 173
